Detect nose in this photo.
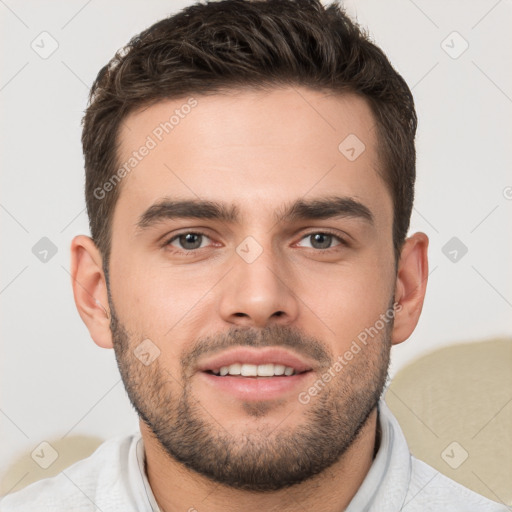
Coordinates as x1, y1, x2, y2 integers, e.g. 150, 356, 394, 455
218, 242, 300, 328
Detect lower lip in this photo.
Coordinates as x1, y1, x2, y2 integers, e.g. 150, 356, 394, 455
198, 371, 312, 401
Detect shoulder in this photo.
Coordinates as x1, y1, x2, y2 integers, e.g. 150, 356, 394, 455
0, 434, 140, 512
404, 456, 509, 512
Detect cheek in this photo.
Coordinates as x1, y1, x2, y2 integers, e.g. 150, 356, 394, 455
296, 259, 394, 354
109, 252, 220, 339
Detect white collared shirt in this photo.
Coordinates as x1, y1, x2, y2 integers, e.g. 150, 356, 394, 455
1, 400, 507, 511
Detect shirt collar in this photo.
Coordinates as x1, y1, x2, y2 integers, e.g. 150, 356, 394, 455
135, 435, 163, 512
345, 398, 412, 512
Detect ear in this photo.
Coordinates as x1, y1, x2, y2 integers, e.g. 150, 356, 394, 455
70, 235, 113, 349
391, 232, 429, 345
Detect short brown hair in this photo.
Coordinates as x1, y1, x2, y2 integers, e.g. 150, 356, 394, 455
82, 0, 417, 265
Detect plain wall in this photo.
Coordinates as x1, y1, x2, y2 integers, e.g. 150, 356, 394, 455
1, 0, 511, 490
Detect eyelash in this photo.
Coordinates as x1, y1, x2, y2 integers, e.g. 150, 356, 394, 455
163, 229, 349, 253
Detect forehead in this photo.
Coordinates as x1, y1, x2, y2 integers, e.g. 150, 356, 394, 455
113, 87, 390, 229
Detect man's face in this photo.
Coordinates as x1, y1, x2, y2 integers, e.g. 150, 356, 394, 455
107, 87, 396, 490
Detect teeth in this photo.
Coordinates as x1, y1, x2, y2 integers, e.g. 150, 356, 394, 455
257, 363, 274, 377
212, 363, 297, 377
274, 364, 285, 375
241, 364, 258, 376
227, 363, 241, 375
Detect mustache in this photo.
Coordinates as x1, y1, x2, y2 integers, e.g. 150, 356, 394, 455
181, 324, 333, 372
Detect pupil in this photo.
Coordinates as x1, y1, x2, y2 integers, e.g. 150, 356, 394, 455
180, 233, 202, 249
311, 233, 331, 249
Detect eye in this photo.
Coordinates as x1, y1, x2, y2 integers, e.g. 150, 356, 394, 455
167, 232, 211, 251
297, 232, 344, 250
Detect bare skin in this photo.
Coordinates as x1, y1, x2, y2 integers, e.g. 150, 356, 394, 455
71, 87, 428, 512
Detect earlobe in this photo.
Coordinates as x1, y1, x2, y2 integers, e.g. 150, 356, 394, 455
70, 235, 113, 349
391, 232, 429, 345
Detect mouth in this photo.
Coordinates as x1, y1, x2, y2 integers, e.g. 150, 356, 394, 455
196, 347, 315, 401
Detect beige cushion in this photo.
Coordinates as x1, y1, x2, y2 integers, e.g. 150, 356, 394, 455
386, 338, 512, 506
1, 435, 103, 497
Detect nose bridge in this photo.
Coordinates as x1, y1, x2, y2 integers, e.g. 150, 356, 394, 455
218, 235, 299, 327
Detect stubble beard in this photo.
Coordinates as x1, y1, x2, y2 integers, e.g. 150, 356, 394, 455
109, 301, 392, 491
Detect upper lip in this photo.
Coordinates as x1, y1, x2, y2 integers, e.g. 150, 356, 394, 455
196, 347, 315, 373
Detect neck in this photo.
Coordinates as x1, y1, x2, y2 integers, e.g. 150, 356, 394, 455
143, 407, 379, 512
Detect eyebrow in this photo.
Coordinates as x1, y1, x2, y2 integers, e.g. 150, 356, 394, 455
276, 196, 374, 225
136, 196, 374, 231
137, 200, 239, 230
